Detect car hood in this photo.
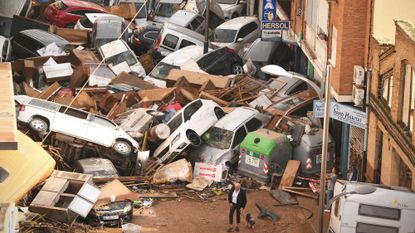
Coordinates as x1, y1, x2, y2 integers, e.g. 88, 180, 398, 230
190, 144, 228, 164
219, 4, 233, 11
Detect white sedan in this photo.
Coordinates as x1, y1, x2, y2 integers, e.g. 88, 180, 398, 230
14, 95, 139, 155
153, 99, 225, 162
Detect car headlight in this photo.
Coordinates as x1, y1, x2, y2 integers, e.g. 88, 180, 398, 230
171, 133, 180, 146
123, 203, 132, 214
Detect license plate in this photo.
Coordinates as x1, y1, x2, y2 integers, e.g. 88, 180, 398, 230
102, 215, 119, 220
245, 154, 260, 167
316, 154, 322, 164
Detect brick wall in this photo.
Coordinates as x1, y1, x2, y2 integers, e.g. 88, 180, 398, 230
329, 0, 369, 97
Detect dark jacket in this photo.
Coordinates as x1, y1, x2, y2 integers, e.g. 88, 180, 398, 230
228, 188, 247, 208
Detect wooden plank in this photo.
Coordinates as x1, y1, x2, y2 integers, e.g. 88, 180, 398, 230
0, 63, 17, 150
135, 192, 178, 198
38, 82, 61, 100
166, 69, 231, 89
199, 91, 229, 107
278, 160, 301, 189
281, 187, 317, 199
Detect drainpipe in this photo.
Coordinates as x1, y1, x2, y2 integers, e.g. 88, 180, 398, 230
362, 69, 372, 182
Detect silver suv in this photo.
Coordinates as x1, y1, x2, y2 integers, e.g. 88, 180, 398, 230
14, 95, 139, 155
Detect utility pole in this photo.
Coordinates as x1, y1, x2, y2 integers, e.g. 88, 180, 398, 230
203, 0, 210, 54
317, 63, 332, 233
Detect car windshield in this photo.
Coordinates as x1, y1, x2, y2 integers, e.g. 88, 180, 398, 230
218, 0, 237, 4
206, 127, 234, 150
215, 29, 237, 43
135, 3, 147, 18
106, 50, 138, 66
149, 62, 179, 80
156, 3, 180, 17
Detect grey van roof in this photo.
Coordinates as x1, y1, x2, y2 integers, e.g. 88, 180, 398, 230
164, 22, 205, 41
19, 29, 70, 46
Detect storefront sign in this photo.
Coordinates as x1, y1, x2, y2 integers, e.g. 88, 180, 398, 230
313, 100, 367, 129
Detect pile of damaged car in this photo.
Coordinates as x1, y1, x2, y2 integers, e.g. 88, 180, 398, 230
2, 0, 398, 232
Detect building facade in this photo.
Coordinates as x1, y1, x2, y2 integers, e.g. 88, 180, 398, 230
366, 20, 415, 191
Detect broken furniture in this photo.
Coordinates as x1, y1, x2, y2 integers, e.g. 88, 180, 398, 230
255, 203, 280, 222
0, 62, 17, 150
29, 171, 101, 223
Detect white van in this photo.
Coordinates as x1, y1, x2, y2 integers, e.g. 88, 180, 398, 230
153, 22, 206, 57
329, 180, 415, 233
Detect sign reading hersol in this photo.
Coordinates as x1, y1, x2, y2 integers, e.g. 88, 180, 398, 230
261, 21, 290, 30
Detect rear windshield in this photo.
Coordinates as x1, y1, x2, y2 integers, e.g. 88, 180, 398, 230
54, 1, 68, 10
149, 62, 179, 80
156, 3, 181, 17
215, 29, 237, 43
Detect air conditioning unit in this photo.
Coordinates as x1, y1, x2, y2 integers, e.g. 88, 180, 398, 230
352, 86, 365, 107
353, 65, 365, 86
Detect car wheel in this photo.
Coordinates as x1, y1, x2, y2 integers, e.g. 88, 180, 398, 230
214, 107, 225, 119
113, 140, 132, 155
232, 63, 244, 74
186, 130, 201, 146
232, 12, 239, 19
29, 117, 48, 133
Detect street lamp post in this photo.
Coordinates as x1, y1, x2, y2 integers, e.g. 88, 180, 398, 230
261, 65, 323, 100
327, 184, 376, 208
261, 64, 331, 233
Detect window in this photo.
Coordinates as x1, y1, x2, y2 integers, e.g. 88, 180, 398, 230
232, 126, 247, 148
356, 222, 398, 233
179, 39, 195, 49
69, 10, 88, 16
245, 118, 262, 132
167, 113, 183, 133
92, 116, 116, 128
0, 167, 9, 183
143, 31, 160, 41
59, 107, 88, 119
183, 100, 202, 121
14, 34, 43, 53
399, 61, 415, 131
237, 22, 258, 39
162, 34, 179, 49
381, 75, 393, 108
29, 99, 60, 111
190, 17, 202, 31
358, 204, 401, 220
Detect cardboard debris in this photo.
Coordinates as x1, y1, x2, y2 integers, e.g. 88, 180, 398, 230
153, 159, 193, 184
49, 26, 88, 45
166, 69, 231, 89
114, 108, 154, 133
88, 64, 116, 87
69, 49, 100, 67
110, 72, 157, 90
180, 59, 208, 74
97, 179, 139, 205
138, 52, 155, 74
0, 63, 17, 150
105, 3, 137, 19
138, 87, 176, 102
249, 94, 272, 109
193, 162, 223, 182
186, 176, 213, 191
72, 91, 96, 110
70, 63, 90, 88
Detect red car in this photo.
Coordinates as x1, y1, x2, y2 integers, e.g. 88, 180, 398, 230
44, 0, 107, 28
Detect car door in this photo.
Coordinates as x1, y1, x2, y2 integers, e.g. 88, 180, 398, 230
230, 126, 247, 161
243, 22, 259, 44
85, 115, 117, 147
53, 106, 89, 140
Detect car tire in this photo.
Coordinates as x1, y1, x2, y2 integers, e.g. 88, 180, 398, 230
186, 130, 201, 146
113, 140, 132, 155
232, 63, 244, 74
29, 117, 48, 133
214, 107, 225, 119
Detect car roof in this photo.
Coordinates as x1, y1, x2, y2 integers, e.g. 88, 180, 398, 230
214, 107, 258, 131
216, 16, 258, 30
85, 13, 123, 24
62, 0, 107, 11
19, 29, 69, 46
164, 22, 205, 41
160, 45, 205, 65
169, 10, 198, 27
